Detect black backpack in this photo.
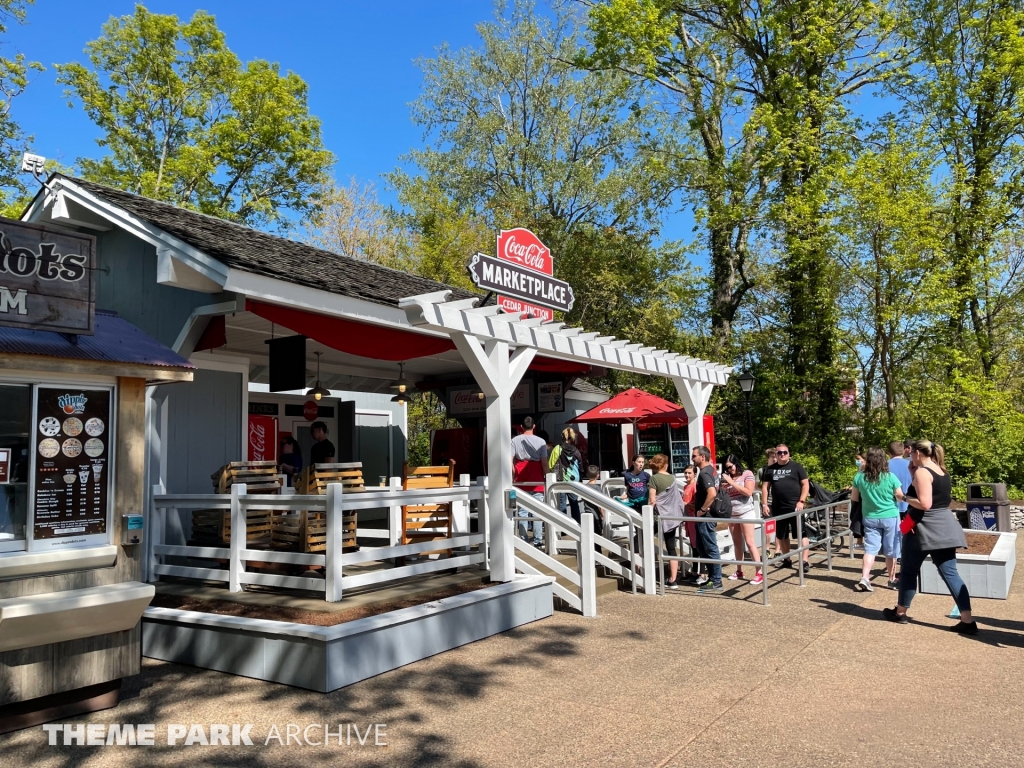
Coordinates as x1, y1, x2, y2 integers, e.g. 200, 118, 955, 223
703, 467, 733, 518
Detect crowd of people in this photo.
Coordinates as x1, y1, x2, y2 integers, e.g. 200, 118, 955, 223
509, 419, 979, 633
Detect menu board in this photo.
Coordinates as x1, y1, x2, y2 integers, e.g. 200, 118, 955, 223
33, 387, 111, 543
537, 381, 564, 413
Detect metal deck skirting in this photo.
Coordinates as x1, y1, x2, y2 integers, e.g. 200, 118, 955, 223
141, 575, 554, 692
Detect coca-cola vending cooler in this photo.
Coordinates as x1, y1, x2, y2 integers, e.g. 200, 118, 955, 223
248, 415, 278, 463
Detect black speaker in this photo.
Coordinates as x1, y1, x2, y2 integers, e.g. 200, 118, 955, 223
266, 335, 307, 392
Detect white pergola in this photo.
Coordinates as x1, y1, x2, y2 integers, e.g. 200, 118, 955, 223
399, 290, 733, 582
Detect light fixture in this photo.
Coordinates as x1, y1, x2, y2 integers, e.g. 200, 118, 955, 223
391, 392, 408, 406
390, 362, 413, 394
306, 351, 331, 401
738, 370, 755, 396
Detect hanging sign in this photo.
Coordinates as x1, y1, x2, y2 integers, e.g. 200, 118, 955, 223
32, 387, 111, 547
0, 217, 96, 335
468, 253, 574, 316
466, 228, 574, 322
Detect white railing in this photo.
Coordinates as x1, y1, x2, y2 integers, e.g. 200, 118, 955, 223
545, 478, 657, 596
150, 478, 487, 603
511, 490, 597, 617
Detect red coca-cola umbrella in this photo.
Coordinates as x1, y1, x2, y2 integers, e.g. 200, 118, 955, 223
572, 387, 688, 427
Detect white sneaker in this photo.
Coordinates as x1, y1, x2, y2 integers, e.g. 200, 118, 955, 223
855, 577, 874, 592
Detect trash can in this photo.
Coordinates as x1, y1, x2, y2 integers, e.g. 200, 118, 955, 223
965, 483, 1011, 531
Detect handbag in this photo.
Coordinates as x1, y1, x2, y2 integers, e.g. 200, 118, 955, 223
850, 500, 864, 538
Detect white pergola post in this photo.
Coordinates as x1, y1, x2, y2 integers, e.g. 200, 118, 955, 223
450, 332, 536, 582
674, 377, 715, 457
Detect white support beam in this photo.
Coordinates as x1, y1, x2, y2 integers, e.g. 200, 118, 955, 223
172, 298, 242, 356
449, 331, 536, 582
674, 377, 715, 454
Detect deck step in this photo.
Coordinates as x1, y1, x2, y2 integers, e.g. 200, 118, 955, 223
526, 552, 620, 597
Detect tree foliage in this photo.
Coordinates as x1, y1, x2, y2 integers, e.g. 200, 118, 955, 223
0, 0, 42, 214
56, 5, 333, 228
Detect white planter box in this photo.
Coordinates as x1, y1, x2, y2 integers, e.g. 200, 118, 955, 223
920, 531, 1016, 600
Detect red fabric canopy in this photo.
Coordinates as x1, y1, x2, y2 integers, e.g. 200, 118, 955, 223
572, 387, 689, 426
246, 299, 456, 361
528, 356, 595, 375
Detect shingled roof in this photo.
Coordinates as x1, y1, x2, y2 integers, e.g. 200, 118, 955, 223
54, 175, 477, 308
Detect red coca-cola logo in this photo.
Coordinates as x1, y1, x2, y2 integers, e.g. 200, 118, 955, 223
600, 407, 636, 414
249, 421, 267, 459
453, 391, 482, 405
497, 228, 551, 274
303, 401, 319, 421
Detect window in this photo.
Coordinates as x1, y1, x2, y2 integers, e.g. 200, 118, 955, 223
0, 384, 31, 551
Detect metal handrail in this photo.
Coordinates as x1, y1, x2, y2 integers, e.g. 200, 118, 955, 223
545, 481, 643, 595
654, 500, 852, 606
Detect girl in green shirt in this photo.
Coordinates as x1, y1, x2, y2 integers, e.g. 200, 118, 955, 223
850, 446, 905, 591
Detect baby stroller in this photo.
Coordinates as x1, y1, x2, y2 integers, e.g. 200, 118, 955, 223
800, 481, 851, 543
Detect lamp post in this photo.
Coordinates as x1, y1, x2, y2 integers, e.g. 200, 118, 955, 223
738, 371, 756, 468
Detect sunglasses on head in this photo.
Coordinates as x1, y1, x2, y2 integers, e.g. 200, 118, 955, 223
776, 450, 789, 455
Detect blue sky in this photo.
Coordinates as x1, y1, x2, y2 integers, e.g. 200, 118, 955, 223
6, 1, 897, 266
10, 1, 490, 203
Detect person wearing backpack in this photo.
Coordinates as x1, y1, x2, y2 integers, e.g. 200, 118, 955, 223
691, 445, 724, 594
760, 444, 811, 573
549, 427, 583, 522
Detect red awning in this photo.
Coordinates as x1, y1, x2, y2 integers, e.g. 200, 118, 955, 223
246, 299, 456, 361
572, 387, 688, 426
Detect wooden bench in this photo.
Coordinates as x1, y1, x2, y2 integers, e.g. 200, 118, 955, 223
401, 460, 455, 554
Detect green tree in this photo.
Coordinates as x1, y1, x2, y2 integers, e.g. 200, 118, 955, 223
392, 0, 693, 349
584, 0, 769, 357
0, 0, 42, 214
831, 125, 944, 436
899, 0, 1024, 378
56, 5, 333, 228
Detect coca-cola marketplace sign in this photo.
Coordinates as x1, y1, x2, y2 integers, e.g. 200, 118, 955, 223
494, 228, 560, 321
467, 253, 574, 314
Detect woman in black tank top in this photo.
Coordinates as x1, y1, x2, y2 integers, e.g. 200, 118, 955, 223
883, 441, 978, 634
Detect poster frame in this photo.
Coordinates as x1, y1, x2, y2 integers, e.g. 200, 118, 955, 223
26, 378, 117, 553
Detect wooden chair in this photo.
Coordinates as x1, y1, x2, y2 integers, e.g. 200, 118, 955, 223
401, 460, 456, 554
273, 462, 363, 553
189, 461, 281, 549
210, 460, 282, 494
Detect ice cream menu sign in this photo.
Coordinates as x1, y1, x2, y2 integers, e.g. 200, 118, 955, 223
33, 387, 111, 544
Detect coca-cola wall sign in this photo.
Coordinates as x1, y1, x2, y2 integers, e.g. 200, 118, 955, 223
248, 415, 278, 463
0, 217, 96, 334
448, 381, 534, 416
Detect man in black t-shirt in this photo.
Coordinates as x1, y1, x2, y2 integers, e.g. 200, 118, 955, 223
690, 445, 723, 591
309, 421, 336, 466
760, 444, 810, 571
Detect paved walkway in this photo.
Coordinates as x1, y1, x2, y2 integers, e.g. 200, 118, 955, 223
5, 539, 1024, 767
